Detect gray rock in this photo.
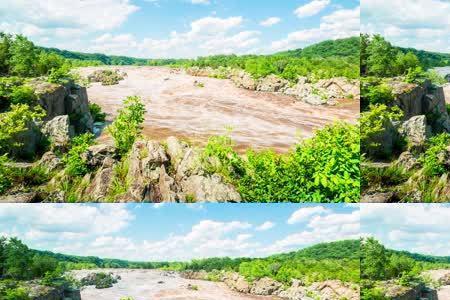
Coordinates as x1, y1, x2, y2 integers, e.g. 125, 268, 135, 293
81, 144, 116, 168
395, 151, 420, 171
256, 75, 289, 92
361, 192, 395, 203
0, 192, 39, 203
42, 115, 73, 151
180, 174, 241, 202
250, 277, 282, 295
223, 273, 251, 293
39, 151, 63, 172
399, 115, 431, 149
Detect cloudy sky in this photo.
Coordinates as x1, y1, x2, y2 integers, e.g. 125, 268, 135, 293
361, 204, 450, 256
0, 203, 359, 262
361, 0, 450, 53
0, 0, 359, 58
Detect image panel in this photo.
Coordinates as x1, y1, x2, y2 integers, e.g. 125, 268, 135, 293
361, 0, 450, 202
0, 0, 360, 203
0, 203, 360, 299
361, 203, 450, 299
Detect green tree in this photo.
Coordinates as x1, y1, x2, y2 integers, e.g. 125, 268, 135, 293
9, 35, 38, 77
395, 51, 420, 75
361, 238, 388, 280
366, 35, 397, 77
4, 237, 32, 279
31, 255, 59, 278
0, 32, 12, 75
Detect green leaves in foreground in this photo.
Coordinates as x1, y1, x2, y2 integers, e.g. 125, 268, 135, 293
203, 122, 360, 202
107, 96, 146, 155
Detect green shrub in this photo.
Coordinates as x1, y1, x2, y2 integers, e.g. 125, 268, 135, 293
63, 133, 95, 177
0, 155, 11, 194
89, 103, 106, 122
404, 66, 426, 84
108, 96, 146, 155
360, 104, 403, 159
425, 70, 447, 85
0, 104, 46, 155
47, 65, 72, 85
9, 85, 37, 105
420, 133, 450, 176
203, 123, 360, 202
365, 84, 394, 106
3, 287, 30, 300
361, 165, 410, 191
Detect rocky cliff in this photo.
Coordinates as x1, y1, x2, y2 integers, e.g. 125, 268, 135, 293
362, 79, 450, 202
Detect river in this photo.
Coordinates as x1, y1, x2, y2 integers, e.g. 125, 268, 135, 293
70, 269, 280, 300
76, 66, 359, 153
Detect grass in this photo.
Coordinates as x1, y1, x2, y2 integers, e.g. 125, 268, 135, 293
106, 157, 130, 201
361, 164, 411, 191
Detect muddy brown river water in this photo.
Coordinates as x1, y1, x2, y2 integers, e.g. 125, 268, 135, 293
71, 269, 280, 300
77, 66, 359, 152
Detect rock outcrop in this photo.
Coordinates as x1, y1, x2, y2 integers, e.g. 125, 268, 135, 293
41, 115, 74, 151
186, 67, 359, 105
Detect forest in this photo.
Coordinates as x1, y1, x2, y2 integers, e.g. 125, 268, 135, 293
0, 237, 359, 299
361, 238, 450, 299
360, 34, 450, 202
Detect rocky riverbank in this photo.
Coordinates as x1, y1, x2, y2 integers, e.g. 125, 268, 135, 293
186, 66, 360, 105
181, 270, 359, 300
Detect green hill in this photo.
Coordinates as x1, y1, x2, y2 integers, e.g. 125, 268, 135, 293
276, 37, 360, 58
396, 46, 450, 69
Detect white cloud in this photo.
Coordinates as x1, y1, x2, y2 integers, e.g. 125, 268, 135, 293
272, 6, 360, 51
0, 0, 138, 36
260, 17, 281, 27
361, 204, 450, 256
361, 0, 450, 52
287, 206, 330, 224
256, 221, 275, 231
87, 16, 261, 58
0, 204, 133, 236
264, 210, 360, 254
294, 0, 330, 18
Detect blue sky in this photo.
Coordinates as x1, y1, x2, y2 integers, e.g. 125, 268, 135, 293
0, 0, 360, 58
361, 0, 450, 53
361, 204, 450, 257
0, 203, 359, 261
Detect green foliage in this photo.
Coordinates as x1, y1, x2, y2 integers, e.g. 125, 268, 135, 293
108, 96, 146, 155
89, 103, 106, 122
0, 104, 46, 156
363, 83, 394, 107
36, 52, 65, 75
361, 238, 388, 281
47, 64, 73, 84
360, 104, 403, 159
63, 133, 95, 177
202, 123, 360, 202
148, 37, 359, 81
9, 35, 38, 77
3, 238, 32, 280
31, 255, 59, 278
361, 164, 411, 191
3, 287, 31, 300
420, 133, 450, 176
0, 155, 11, 194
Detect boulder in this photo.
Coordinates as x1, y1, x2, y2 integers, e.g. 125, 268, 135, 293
81, 144, 117, 168
39, 151, 63, 172
364, 117, 399, 158
166, 136, 190, 169
223, 273, 251, 293
123, 140, 168, 201
276, 279, 310, 300
180, 174, 241, 202
231, 71, 258, 90
389, 80, 428, 120
28, 283, 64, 300
250, 277, 282, 295
175, 148, 205, 180
0, 192, 39, 203
42, 115, 74, 151
398, 115, 431, 150
395, 151, 420, 171
361, 192, 395, 203
309, 280, 359, 300
82, 164, 114, 201
256, 75, 289, 92
157, 165, 178, 202
10, 120, 43, 159
65, 85, 94, 133
32, 81, 67, 118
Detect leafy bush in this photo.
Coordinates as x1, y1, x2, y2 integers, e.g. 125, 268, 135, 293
108, 96, 146, 155
3, 287, 30, 300
0, 104, 46, 156
88, 69, 124, 85
364, 84, 394, 106
361, 165, 410, 191
360, 104, 403, 159
63, 133, 95, 177
89, 103, 106, 122
420, 133, 450, 176
202, 123, 360, 202
0, 155, 11, 194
